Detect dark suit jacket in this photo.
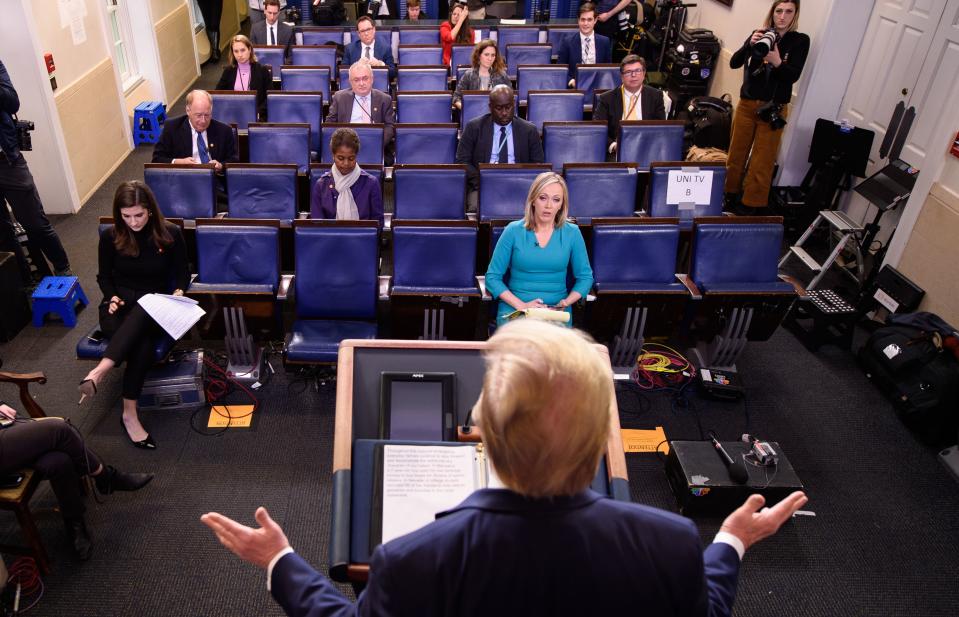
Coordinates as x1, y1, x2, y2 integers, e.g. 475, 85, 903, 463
249, 19, 295, 61
343, 40, 397, 79
214, 62, 272, 119
455, 113, 545, 191
151, 115, 238, 165
270, 489, 742, 617
325, 88, 395, 145
557, 32, 612, 81
593, 85, 667, 145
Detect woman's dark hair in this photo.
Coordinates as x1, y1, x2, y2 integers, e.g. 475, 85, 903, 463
471, 39, 506, 74
330, 127, 361, 154
450, 3, 473, 45
111, 181, 172, 257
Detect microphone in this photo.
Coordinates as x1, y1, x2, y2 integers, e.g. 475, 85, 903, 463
710, 436, 749, 484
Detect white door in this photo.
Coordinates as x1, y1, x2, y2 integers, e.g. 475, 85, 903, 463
838, 0, 951, 232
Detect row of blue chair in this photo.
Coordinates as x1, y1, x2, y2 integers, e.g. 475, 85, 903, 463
295, 23, 573, 50
143, 161, 724, 225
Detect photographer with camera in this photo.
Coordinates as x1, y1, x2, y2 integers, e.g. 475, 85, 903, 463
724, 1, 809, 215
0, 58, 72, 287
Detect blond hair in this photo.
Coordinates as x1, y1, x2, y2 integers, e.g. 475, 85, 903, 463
763, 1, 800, 33
473, 321, 611, 498
227, 34, 257, 67
522, 172, 569, 230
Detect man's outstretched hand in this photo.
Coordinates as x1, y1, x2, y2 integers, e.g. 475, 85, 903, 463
201, 507, 291, 569
720, 491, 808, 551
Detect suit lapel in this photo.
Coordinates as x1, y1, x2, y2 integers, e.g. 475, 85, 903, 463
482, 116, 494, 161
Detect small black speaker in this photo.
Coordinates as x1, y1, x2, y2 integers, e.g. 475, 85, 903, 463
0, 252, 30, 342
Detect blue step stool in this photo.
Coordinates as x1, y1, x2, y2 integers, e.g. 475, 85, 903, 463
133, 101, 166, 146
32, 276, 88, 328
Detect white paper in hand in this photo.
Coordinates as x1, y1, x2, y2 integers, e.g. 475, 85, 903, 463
137, 293, 205, 340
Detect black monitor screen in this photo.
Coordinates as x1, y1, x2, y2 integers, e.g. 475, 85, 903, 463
379, 372, 455, 441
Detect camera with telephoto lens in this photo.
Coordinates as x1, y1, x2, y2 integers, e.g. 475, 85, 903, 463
751, 28, 778, 59
15, 117, 34, 151
756, 100, 786, 130
284, 5, 301, 23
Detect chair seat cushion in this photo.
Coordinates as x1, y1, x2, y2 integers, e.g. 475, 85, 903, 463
594, 281, 687, 294
700, 281, 795, 294
76, 324, 175, 361
286, 319, 377, 363
189, 282, 277, 294
391, 286, 481, 296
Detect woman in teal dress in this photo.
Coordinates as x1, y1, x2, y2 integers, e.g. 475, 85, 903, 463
486, 172, 594, 326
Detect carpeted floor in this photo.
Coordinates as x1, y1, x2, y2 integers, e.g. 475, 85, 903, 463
0, 55, 957, 617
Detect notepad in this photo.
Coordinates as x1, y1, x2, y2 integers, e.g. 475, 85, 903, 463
504, 307, 571, 323
137, 293, 205, 340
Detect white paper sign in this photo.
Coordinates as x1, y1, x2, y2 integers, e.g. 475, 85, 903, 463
666, 169, 713, 206
137, 293, 205, 340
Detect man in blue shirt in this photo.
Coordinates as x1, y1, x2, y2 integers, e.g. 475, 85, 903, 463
0, 58, 71, 286
455, 85, 544, 212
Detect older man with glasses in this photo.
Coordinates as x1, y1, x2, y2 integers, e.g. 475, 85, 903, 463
593, 54, 666, 156
343, 16, 397, 80
152, 89, 238, 171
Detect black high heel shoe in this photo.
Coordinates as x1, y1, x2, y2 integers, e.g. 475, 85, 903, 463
121, 416, 157, 450
77, 379, 97, 405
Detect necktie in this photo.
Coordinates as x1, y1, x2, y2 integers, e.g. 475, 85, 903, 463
269, 25, 275, 46
625, 93, 639, 120
497, 127, 508, 164
364, 46, 372, 60
197, 133, 210, 163
584, 37, 591, 62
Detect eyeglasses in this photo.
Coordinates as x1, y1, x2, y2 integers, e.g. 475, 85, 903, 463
352, 75, 372, 82
622, 68, 645, 77
358, 27, 375, 34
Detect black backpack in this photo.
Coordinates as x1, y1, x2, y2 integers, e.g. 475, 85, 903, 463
679, 94, 733, 151
859, 323, 959, 446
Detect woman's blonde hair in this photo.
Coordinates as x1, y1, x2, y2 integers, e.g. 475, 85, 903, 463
472, 320, 612, 498
227, 34, 257, 67
522, 172, 568, 230
763, 0, 800, 32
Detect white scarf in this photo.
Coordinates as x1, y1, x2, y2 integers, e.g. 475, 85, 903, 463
332, 163, 362, 220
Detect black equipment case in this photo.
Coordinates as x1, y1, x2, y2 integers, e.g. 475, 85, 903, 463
138, 350, 206, 412
664, 28, 721, 95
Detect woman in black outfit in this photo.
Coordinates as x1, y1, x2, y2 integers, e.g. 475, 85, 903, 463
79, 181, 189, 450
724, 0, 809, 214
216, 34, 272, 120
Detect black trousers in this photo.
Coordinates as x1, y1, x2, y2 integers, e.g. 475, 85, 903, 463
101, 302, 163, 400
0, 154, 71, 283
0, 419, 101, 520
197, 0, 224, 35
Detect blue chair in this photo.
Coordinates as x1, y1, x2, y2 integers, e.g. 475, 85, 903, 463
280, 66, 332, 103
576, 64, 621, 104
587, 218, 693, 367
144, 164, 217, 219
248, 123, 311, 172
338, 65, 390, 92
375, 30, 394, 60
394, 124, 458, 164
517, 65, 569, 105
451, 45, 474, 73
505, 44, 552, 80
564, 163, 639, 222
211, 91, 258, 130
254, 46, 285, 80
688, 217, 802, 368
267, 92, 324, 152
455, 65, 469, 82
291, 45, 338, 70
478, 164, 552, 221
459, 91, 491, 131
617, 120, 685, 170
543, 121, 607, 172
397, 45, 443, 66
495, 26, 540, 48
393, 165, 467, 219
396, 92, 453, 123
301, 28, 345, 46
527, 90, 584, 131
190, 219, 281, 295
225, 164, 298, 222
396, 66, 449, 91
398, 28, 440, 45
647, 162, 727, 229
319, 124, 385, 166
285, 220, 379, 364
390, 220, 481, 340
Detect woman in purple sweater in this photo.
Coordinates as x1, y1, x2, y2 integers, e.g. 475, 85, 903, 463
309, 128, 383, 225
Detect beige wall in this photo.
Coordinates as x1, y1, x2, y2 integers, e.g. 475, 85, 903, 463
155, 2, 198, 107
898, 182, 959, 326
31, 0, 108, 93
